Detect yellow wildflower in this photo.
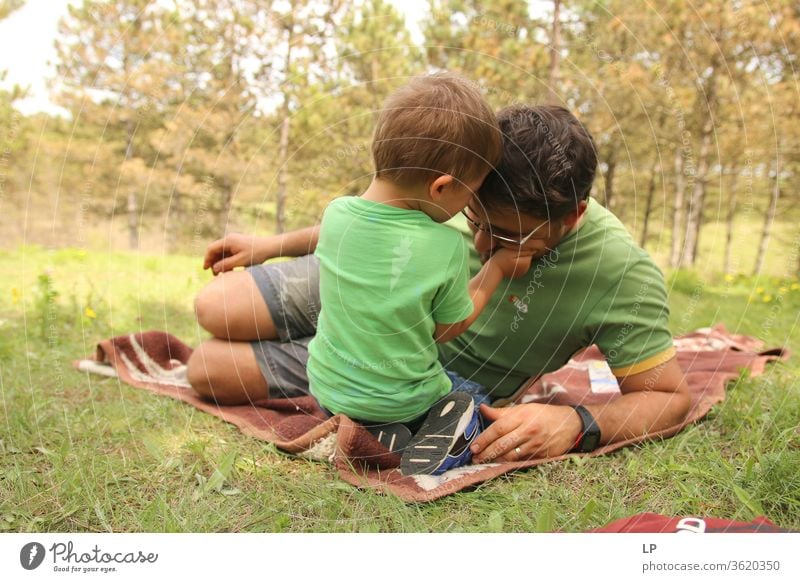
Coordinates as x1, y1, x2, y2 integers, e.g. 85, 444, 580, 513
11, 288, 21, 304
84, 306, 97, 319
724, 274, 734, 282
755, 287, 764, 294
762, 295, 772, 303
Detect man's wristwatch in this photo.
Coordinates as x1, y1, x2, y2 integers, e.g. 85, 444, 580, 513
570, 405, 602, 453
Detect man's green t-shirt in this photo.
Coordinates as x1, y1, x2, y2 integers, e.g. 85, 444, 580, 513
308, 196, 474, 422
439, 197, 676, 400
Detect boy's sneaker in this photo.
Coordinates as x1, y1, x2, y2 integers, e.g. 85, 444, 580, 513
365, 422, 413, 453
400, 392, 481, 476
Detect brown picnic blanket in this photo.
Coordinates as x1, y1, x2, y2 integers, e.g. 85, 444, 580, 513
73, 324, 789, 502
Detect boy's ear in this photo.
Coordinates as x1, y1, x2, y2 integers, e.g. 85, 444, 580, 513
428, 174, 455, 201
562, 200, 589, 229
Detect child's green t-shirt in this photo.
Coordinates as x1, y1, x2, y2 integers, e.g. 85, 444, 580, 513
307, 196, 474, 422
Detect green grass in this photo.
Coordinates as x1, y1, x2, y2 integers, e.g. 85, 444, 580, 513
1, 246, 798, 532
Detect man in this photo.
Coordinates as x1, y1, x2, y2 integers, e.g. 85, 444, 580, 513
187, 104, 691, 465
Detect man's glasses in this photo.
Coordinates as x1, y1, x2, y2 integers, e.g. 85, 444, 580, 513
461, 208, 550, 247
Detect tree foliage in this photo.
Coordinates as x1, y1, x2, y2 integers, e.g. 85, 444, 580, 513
0, 0, 797, 275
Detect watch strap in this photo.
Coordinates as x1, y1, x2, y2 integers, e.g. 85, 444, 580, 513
570, 404, 601, 453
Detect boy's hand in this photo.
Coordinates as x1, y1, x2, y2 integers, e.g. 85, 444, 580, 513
488, 247, 534, 279
203, 233, 277, 275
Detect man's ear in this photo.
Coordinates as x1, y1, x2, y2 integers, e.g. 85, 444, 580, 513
562, 200, 588, 229
428, 174, 455, 201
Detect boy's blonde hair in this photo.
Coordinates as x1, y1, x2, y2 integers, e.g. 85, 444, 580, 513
372, 72, 502, 187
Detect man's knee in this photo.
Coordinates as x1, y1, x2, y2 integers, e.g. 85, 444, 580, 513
186, 345, 214, 397
187, 344, 232, 403
194, 286, 224, 336
186, 340, 269, 405
193, 272, 276, 341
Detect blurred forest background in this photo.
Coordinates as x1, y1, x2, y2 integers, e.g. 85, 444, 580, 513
1, 0, 798, 276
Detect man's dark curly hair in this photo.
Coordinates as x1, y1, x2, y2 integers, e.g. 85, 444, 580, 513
478, 104, 598, 220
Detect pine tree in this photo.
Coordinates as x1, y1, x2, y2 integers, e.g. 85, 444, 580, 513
55, 0, 178, 249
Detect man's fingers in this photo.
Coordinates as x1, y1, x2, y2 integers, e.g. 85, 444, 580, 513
473, 427, 523, 463
472, 406, 546, 463
205, 251, 223, 271
496, 437, 547, 462
483, 430, 544, 463
203, 239, 226, 270
478, 404, 507, 422
213, 252, 248, 274
495, 441, 525, 463
471, 415, 520, 460
471, 412, 514, 449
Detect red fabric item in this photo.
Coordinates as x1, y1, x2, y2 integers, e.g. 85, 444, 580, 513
593, 512, 791, 533
73, 324, 789, 502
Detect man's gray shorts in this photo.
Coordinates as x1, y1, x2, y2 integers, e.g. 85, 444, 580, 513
246, 255, 321, 399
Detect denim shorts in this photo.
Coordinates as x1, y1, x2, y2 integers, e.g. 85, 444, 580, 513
246, 256, 491, 408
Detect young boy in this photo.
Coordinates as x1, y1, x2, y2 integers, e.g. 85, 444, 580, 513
307, 73, 526, 475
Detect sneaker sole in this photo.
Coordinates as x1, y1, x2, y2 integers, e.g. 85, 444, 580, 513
400, 392, 474, 475
366, 423, 413, 453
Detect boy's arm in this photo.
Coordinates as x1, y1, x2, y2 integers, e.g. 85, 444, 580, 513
434, 248, 533, 343
204, 225, 321, 275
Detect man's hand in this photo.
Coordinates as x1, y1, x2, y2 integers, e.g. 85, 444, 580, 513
203, 233, 277, 275
470, 356, 692, 464
470, 403, 582, 463
203, 225, 321, 275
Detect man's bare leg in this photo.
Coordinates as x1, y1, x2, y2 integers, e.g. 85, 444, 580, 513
194, 271, 277, 341
186, 338, 269, 405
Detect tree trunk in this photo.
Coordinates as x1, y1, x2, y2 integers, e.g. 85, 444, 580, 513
723, 167, 738, 274
681, 126, 713, 267
219, 129, 239, 234
753, 154, 780, 276
680, 76, 716, 268
669, 147, 685, 269
127, 190, 138, 250
682, 18, 723, 268
546, 0, 561, 104
166, 154, 184, 254
125, 120, 138, 250
275, 21, 294, 235
121, 11, 142, 252
603, 145, 617, 211
640, 154, 661, 248
167, 190, 180, 254
640, 112, 667, 249
370, 55, 381, 110
276, 115, 290, 234
220, 176, 233, 232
